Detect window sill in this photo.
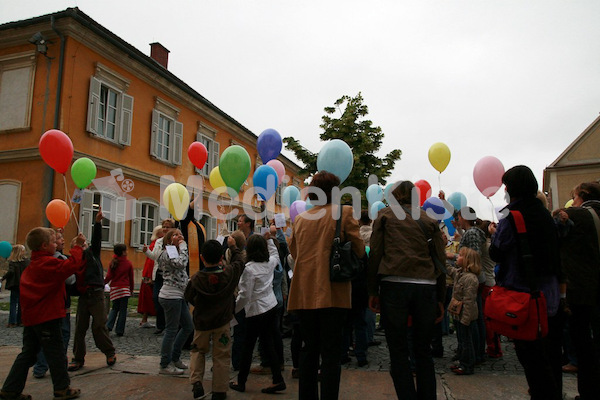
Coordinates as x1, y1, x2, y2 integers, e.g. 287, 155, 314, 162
88, 132, 126, 148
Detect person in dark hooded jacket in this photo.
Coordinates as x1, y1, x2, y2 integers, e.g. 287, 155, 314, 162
184, 237, 245, 400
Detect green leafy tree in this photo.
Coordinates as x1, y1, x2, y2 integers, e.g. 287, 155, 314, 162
284, 92, 402, 195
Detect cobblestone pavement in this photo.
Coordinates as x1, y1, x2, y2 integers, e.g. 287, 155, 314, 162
1, 308, 524, 375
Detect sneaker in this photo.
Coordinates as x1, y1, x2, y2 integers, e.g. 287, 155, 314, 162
211, 393, 226, 400
106, 355, 117, 366
67, 360, 84, 371
192, 381, 204, 399
153, 329, 164, 335
291, 368, 300, 379
172, 360, 188, 369
33, 371, 46, 379
159, 364, 184, 375
139, 322, 155, 329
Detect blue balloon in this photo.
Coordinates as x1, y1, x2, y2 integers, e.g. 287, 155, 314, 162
366, 184, 383, 204
317, 139, 353, 184
253, 165, 279, 201
447, 192, 467, 214
0, 241, 11, 259
370, 201, 386, 220
257, 129, 282, 163
423, 197, 450, 221
282, 185, 300, 208
444, 216, 456, 237
305, 198, 314, 211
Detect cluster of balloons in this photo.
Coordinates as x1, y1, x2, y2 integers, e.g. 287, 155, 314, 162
0, 241, 11, 259
366, 184, 385, 219
39, 130, 99, 227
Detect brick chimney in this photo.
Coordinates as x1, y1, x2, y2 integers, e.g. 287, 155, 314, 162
150, 42, 169, 69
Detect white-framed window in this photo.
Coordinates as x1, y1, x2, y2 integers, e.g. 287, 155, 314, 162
79, 190, 126, 248
275, 182, 284, 205
150, 97, 183, 165
86, 63, 133, 145
199, 213, 218, 240
293, 177, 302, 191
130, 199, 159, 247
0, 180, 21, 242
196, 122, 220, 177
255, 156, 263, 170
0, 51, 36, 132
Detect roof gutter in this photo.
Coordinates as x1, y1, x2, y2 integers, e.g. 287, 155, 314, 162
41, 16, 66, 227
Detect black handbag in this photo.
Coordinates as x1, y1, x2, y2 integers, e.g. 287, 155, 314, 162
330, 211, 362, 282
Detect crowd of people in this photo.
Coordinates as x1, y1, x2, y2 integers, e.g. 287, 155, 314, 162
1, 167, 600, 400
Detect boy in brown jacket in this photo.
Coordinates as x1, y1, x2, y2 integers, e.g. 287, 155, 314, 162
184, 237, 245, 400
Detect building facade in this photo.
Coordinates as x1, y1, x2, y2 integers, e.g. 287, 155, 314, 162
543, 114, 600, 210
0, 8, 303, 278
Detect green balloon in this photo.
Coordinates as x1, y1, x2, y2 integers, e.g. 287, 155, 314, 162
71, 157, 97, 189
219, 145, 251, 193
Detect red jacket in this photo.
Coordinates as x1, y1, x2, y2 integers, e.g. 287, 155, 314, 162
20, 247, 85, 326
104, 256, 134, 292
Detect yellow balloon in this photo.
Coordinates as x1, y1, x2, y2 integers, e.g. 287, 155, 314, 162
163, 183, 190, 221
565, 199, 574, 208
209, 166, 227, 194
428, 142, 451, 173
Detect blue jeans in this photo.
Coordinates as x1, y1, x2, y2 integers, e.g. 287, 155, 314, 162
158, 297, 193, 368
8, 289, 21, 325
456, 321, 475, 373
33, 314, 71, 376
380, 281, 437, 400
342, 306, 368, 363
106, 296, 129, 335
365, 308, 376, 342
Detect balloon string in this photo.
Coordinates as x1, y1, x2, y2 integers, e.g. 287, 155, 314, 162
488, 197, 496, 223
62, 174, 81, 233
438, 173, 442, 194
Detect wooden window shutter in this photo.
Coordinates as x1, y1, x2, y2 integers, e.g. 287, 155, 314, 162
130, 199, 141, 248
150, 109, 160, 158
172, 121, 183, 165
119, 93, 134, 146
114, 196, 127, 244
86, 77, 101, 135
79, 190, 94, 240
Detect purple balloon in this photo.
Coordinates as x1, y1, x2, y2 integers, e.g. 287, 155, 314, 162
290, 200, 306, 222
257, 129, 282, 163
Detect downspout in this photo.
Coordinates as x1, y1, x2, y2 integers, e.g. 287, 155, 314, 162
42, 16, 66, 226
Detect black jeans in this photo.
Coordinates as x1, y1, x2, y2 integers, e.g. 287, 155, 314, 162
380, 281, 437, 400
297, 308, 348, 400
236, 307, 283, 386
569, 304, 600, 399
514, 312, 563, 400
2, 319, 70, 393
152, 273, 165, 330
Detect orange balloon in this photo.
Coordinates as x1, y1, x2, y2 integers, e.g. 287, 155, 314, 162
46, 199, 70, 227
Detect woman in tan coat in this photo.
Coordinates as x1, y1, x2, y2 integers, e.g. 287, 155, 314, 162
287, 171, 365, 400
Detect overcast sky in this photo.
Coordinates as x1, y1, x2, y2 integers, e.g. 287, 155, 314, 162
2, 0, 600, 220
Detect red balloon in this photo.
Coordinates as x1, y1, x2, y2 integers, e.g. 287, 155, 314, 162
414, 179, 432, 206
46, 199, 70, 228
39, 129, 73, 174
187, 142, 208, 170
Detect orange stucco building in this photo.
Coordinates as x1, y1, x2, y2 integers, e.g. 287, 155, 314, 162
0, 8, 304, 279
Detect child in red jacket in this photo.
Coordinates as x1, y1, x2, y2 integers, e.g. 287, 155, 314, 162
104, 244, 134, 336
0, 228, 86, 400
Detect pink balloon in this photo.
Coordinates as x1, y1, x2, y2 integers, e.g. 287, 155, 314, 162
473, 156, 505, 198
266, 159, 285, 184
290, 200, 306, 222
